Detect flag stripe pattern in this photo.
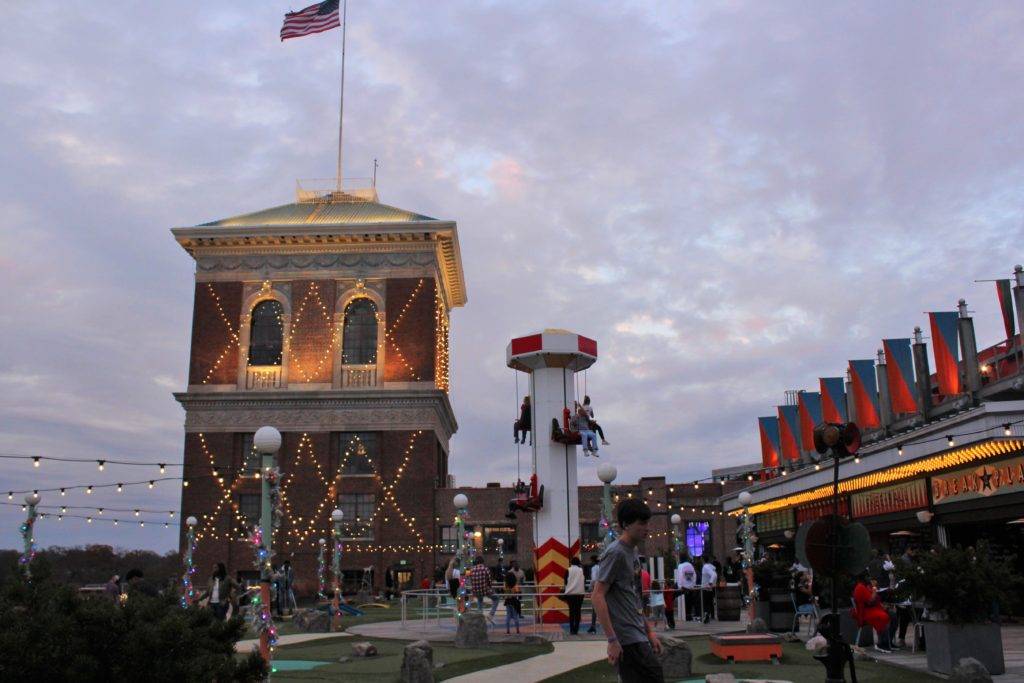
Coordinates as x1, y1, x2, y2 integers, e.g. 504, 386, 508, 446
777, 405, 802, 462
819, 377, 848, 423
928, 311, 961, 396
281, 0, 341, 41
848, 359, 881, 428
797, 391, 823, 452
997, 280, 1016, 341
758, 417, 781, 468
883, 338, 918, 414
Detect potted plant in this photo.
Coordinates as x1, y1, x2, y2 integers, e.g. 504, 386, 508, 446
904, 541, 1021, 675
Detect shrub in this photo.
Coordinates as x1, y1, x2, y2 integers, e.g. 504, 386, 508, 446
0, 560, 267, 682
903, 541, 1023, 625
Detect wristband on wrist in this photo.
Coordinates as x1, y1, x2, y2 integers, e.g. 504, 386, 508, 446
607, 635, 618, 643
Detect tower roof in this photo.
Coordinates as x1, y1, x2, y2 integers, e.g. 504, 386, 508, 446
172, 188, 466, 307
197, 191, 438, 227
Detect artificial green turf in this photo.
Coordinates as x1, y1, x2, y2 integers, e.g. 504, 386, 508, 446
540, 637, 940, 683
267, 605, 420, 637
269, 635, 553, 681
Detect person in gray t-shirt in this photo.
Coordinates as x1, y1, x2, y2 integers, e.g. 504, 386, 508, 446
591, 499, 664, 683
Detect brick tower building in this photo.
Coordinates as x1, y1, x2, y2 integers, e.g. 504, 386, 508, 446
172, 186, 465, 595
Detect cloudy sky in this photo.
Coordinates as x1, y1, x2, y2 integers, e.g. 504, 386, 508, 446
2, 1, 1022, 552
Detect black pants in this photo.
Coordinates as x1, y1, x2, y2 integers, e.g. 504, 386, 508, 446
565, 594, 584, 634
617, 642, 665, 683
592, 422, 606, 440
514, 420, 531, 443
890, 605, 912, 641
211, 602, 229, 620
448, 578, 459, 599
702, 589, 715, 620
665, 610, 675, 629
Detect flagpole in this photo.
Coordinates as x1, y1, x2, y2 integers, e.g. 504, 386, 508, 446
336, 0, 347, 192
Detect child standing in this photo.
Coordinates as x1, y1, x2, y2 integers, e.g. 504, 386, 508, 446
649, 580, 665, 629
504, 573, 522, 634
663, 581, 676, 630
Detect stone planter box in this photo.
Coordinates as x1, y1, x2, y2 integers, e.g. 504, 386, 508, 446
923, 622, 1004, 675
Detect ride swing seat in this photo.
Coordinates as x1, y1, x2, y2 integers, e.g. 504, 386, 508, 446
506, 473, 544, 519
551, 407, 582, 445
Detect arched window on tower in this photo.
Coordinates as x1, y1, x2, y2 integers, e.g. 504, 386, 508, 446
342, 298, 378, 365
248, 300, 284, 366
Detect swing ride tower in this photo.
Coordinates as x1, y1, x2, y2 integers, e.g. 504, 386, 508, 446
507, 329, 597, 623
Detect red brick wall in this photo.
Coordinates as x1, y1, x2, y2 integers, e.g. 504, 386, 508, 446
384, 278, 436, 382
181, 429, 444, 597
287, 280, 337, 384
188, 282, 243, 385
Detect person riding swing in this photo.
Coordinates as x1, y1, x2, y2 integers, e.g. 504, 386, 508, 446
507, 473, 544, 519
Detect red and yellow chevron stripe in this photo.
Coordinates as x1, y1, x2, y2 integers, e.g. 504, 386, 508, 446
534, 536, 580, 624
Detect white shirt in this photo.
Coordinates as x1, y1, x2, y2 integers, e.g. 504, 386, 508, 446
675, 562, 697, 589
211, 578, 221, 604
701, 563, 717, 588
564, 565, 585, 595
452, 568, 460, 580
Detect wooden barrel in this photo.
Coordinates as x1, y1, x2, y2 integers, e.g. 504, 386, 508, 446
716, 583, 742, 621
768, 588, 794, 632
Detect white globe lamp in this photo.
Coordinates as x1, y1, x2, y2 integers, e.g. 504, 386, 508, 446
25, 492, 40, 506
186, 516, 198, 527
916, 510, 934, 524
331, 508, 344, 523
453, 493, 469, 509
670, 514, 681, 525
318, 537, 327, 546
738, 491, 752, 507
253, 426, 282, 454
597, 464, 617, 484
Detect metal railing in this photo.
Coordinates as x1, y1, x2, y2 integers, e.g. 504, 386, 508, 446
342, 364, 378, 388
246, 365, 283, 390
398, 585, 724, 631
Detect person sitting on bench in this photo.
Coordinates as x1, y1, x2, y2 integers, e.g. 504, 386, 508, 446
513, 396, 531, 445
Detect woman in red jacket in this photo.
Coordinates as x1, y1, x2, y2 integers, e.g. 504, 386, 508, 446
852, 572, 891, 653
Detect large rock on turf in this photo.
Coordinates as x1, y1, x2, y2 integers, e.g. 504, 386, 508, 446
351, 641, 378, 657
293, 608, 329, 633
401, 640, 434, 683
746, 617, 768, 634
950, 657, 993, 683
455, 611, 489, 648
656, 636, 692, 679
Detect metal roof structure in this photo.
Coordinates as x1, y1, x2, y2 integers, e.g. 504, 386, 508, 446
197, 193, 437, 227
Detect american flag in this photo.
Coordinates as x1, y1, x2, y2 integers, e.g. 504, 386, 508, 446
281, 0, 341, 41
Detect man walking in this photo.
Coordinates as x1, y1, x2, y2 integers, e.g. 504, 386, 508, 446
564, 556, 586, 635
591, 499, 664, 682
469, 556, 499, 622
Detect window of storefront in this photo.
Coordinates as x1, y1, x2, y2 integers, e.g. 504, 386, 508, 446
484, 525, 516, 553
686, 520, 711, 557
237, 493, 260, 525
580, 522, 603, 544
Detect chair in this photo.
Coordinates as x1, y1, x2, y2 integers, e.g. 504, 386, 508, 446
791, 593, 818, 636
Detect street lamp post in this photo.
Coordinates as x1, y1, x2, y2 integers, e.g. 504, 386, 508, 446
670, 513, 682, 558
317, 537, 327, 601
738, 491, 755, 622
253, 425, 282, 667
181, 515, 198, 607
331, 508, 344, 631
20, 492, 40, 581
453, 493, 469, 614
597, 465, 617, 550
